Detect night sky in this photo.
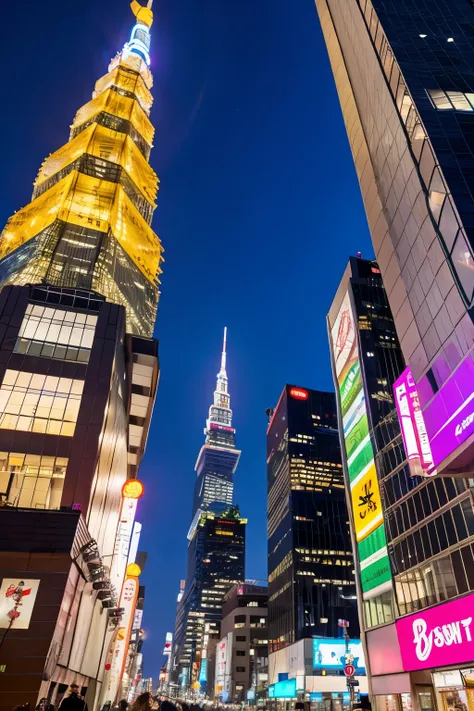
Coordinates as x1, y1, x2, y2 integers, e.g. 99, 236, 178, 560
1, 0, 373, 679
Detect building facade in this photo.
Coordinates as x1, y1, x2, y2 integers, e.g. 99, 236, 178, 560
317, 2, 474, 711
0, 3, 161, 710
215, 583, 268, 704
266, 386, 362, 703
329, 256, 474, 711
172, 333, 246, 694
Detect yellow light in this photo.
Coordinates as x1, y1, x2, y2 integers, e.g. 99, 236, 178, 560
122, 479, 145, 499
126, 563, 141, 577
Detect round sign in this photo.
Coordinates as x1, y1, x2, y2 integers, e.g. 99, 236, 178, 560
344, 664, 355, 677
122, 479, 145, 499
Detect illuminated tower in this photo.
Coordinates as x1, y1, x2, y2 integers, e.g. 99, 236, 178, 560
192, 328, 241, 516
0, 0, 162, 337
171, 331, 245, 694
0, 5, 161, 711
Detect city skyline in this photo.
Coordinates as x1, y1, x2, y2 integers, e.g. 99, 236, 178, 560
0, 0, 374, 676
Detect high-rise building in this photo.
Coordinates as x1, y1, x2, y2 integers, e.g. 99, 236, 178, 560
329, 256, 474, 711
318, 2, 474, 709
266, 386, 365, 702
0, 4, 161, 711
192, 328, 241, 517
171, 333, 246, 694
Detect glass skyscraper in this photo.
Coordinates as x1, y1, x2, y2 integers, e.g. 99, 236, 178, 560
317, 0, 474, 692
266, 386, 359, 654
172, 332, 245, 694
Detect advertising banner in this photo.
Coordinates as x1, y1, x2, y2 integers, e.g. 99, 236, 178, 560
394, 367, 435, 476
0, 578, 40, 629
312, 638, 366, 671
423, 356, 474, 469
330, 291, 391, 599
396, 592, 474, 671
106, 573, 139, 701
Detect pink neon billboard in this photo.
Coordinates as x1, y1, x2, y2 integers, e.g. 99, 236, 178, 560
393, 368, 435, 476
393, 356, 474, 474
396, 593, 474, 671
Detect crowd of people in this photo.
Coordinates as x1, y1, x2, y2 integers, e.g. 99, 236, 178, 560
12, 688, 223, 711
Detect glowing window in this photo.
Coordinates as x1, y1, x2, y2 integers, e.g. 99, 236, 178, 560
15, 304, 97, 363
0, 451, 68, 509
0, 369, 84, 437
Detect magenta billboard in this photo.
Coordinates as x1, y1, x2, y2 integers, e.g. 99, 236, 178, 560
423, 356, 474, 468
393, 356, 474, 473
393, 368, 435, 476
396, 593, 474, 671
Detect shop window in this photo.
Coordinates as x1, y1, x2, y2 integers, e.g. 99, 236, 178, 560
0, 451, 68, 509
0, 369, 84, 437
14, 304, 97, 363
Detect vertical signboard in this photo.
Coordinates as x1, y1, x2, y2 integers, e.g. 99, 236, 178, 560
106, 568, 140, 702
330, 291, 392, 600
393, 367, 435, 476
0, 578, 40, 629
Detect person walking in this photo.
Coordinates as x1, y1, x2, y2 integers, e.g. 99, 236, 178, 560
58, 685, 88, 711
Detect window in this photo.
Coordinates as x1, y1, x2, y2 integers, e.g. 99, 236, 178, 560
236, 667, 246, 673
236, 650, 246, 657
15, 304, 97, 363
0, 451, 68, 509
427, 89, 474, 112
236, 635, 246, 642
0, 369, 84, 436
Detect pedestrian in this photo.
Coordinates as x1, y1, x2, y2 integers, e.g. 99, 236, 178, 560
118, 701, 128, 711
36, 699, 54, 711
129, 694, 152, 711
58, 685, 88, 711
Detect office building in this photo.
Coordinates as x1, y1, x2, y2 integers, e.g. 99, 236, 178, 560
318, 1, 474, 709
215, 583, 268, 704
172, 333, 245, 694
266, 386, 365, 702
0, 3, 161, 710
329, 255, 474, 711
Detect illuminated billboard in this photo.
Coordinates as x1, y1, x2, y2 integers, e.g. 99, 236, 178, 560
330, 291, 392, 600
268, 678, 297, 699
312, 637, 366, 672
394, 358, 474, 476
0, 578, 40, 630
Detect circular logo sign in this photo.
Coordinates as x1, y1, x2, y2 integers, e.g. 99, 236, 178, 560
344, 664, 355, 677
122, 479, 145, 499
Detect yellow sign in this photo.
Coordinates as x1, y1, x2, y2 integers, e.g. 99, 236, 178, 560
351, 464, 383, 542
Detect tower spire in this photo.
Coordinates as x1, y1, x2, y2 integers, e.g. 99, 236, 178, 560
220, 326, 227, 375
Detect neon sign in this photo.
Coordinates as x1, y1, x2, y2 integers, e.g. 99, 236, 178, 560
289, 387, 308, 400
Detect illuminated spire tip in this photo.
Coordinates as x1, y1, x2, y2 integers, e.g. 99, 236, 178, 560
221, 327, 227, 374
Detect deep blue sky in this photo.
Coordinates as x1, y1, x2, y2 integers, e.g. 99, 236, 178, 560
1, 0, 373, 679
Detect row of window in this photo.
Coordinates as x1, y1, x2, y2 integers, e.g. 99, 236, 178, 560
396, 542, 474, 616
357, 0, 474, 304
427, 89, 474, 112
0, 369, 84, 438
390, 497, 474, 574
387, 477, 467, 541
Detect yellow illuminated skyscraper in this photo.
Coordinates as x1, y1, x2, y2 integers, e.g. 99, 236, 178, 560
0, 0, 162, 337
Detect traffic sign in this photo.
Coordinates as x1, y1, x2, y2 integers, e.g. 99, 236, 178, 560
347, 679, 359, 687
344, 664, 355, 677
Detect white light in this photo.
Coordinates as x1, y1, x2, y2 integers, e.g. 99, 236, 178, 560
419, 34, 427, 39
447, 37, 454, 43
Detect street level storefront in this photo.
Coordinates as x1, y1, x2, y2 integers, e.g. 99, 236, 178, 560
365, 592, 474, 711
268, 638, 368, 711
